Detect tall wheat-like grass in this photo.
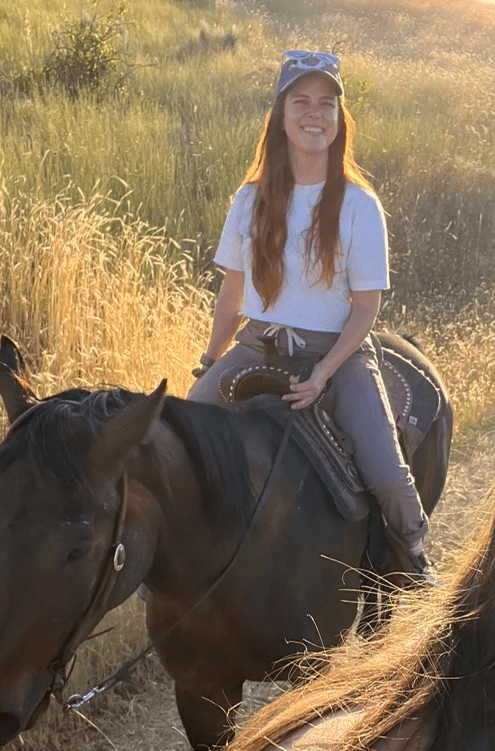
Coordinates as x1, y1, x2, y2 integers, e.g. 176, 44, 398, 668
0, 190, 214, 404
1, 0, 494, 305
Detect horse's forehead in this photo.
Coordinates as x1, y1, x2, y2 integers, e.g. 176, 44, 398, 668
0, 460, 39, 512
0, 459, 85, 525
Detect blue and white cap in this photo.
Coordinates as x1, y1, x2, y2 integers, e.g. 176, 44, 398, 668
276, 50, 343, 98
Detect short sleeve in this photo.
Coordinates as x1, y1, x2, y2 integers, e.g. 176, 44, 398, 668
214, 185, 255, 272
346, 189, 389, 291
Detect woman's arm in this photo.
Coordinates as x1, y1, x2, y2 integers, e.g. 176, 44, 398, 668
203, 269, 245, 361
282, 289, 381, 410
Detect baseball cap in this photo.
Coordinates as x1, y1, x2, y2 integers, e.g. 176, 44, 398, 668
276, 50, 343, 98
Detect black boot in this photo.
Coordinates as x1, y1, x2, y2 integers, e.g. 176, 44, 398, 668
409, 550, 438, 587
384, 526, 439, 588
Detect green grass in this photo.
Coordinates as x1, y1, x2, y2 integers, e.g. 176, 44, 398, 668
0, 0, 494, 308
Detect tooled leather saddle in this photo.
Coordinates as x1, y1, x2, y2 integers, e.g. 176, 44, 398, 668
219, 333, 441, 523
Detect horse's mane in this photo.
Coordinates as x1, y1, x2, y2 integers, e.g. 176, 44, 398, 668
226, 495, 495, 751
0, 389, 256, 530
160, 396, 256, 530
0, 388, 134, 486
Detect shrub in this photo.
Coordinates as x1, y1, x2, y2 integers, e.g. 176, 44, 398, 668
43, 2, 130, 98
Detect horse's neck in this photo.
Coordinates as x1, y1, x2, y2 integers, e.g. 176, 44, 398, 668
136, 421, 245, 598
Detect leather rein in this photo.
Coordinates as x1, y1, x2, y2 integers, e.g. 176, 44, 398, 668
64, 408, 296, 712
6, 396, 294, 710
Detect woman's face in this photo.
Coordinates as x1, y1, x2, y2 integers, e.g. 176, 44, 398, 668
283, 74, 340, 159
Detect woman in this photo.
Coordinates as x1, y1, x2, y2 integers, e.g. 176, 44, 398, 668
224, 495, 495, 751
188, 50, 429, 577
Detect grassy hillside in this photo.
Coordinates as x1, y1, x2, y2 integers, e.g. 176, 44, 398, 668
1, 0, 495, 308
0, 0, 494, 424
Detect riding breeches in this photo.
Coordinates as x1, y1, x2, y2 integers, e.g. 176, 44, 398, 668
187, 319, 428, 548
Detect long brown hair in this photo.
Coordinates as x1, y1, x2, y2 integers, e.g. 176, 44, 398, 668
243, 92, 373, 312
226, 495, 495, 750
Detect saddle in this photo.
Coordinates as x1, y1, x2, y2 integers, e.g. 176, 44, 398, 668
219, 335, 441, 523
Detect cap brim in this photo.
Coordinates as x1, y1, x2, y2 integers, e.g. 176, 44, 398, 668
277, 69, 343, 98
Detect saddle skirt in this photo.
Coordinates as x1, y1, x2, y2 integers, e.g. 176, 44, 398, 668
219, 341, 441, 523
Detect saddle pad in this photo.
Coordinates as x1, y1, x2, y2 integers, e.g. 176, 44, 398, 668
243, 396, 370, 523
381, 347, 441, 459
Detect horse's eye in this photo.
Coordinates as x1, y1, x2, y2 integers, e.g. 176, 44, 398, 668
67, 547, 88, 563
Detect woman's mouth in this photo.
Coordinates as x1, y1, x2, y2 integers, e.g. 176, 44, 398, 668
301, 126, 324, 134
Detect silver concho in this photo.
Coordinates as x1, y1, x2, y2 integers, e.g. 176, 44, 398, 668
113, 543, 126, 572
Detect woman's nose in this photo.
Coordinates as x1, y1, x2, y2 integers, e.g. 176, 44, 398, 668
307, 104, 322, 117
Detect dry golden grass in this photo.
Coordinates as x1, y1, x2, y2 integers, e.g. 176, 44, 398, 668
331, 0, 495, 26
1, 189, 494, 435
0, 191, 215, 405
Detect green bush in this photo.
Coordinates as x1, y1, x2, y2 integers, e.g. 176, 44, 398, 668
43, 2, 130, 97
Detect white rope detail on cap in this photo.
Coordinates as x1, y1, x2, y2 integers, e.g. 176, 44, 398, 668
263, 324, 307, 357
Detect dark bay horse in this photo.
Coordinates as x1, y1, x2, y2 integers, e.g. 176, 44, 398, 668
0, 334, 452, 750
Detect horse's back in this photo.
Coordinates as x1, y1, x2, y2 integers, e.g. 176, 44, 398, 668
377, 331, 450, 400
377, 331, 453, 514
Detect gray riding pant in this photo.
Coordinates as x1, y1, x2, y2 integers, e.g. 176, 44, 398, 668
187, 319, 428, 547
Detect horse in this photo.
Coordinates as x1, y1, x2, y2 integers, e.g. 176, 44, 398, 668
0, 332, 452, 750
225, 494, 495, 751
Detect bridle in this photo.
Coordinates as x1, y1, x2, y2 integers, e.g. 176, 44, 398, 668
48, 472, 129, 701
64, 403, 296, 712
6, 401, 129, 702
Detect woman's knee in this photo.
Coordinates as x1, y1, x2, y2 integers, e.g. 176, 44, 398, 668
187, 368, 225, 404
365, 470, 416, 504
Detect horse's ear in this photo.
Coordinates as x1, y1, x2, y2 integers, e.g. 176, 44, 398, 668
0, 335, 38, 423
88, 379, 167, 478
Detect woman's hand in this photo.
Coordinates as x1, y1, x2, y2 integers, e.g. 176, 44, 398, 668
282, 290, 381, 409
281, 362, 331, 410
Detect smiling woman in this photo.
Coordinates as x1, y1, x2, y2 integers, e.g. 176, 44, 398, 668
187, 49, 435, 582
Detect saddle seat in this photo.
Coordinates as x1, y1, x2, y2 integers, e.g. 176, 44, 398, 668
219, 336, 441, 523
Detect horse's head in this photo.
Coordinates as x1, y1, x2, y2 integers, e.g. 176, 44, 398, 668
0, 336, 166, 745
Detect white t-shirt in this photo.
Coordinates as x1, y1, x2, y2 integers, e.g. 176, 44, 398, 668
214, 180, 389, 333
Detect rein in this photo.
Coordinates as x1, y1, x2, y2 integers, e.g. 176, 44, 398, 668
64, 407, 295, 712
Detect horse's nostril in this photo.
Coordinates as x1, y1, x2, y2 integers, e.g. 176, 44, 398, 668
0, 713, 21, 743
